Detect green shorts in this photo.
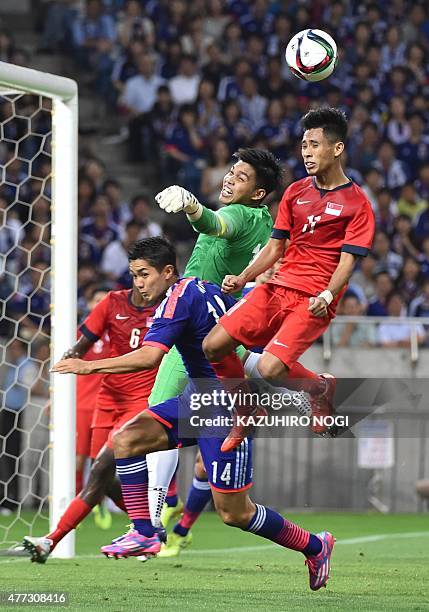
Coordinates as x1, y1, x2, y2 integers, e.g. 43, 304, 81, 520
148, 345, 188, 406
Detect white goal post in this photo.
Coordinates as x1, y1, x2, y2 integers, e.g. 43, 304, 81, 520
0, 61, 78, 558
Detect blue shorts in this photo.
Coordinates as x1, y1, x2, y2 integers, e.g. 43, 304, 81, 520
146, 396, 253, 493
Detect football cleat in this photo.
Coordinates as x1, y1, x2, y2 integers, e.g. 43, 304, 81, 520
101, 530, 161, 559
92, 503, 112, 530
160, 499, 184, 529
135, 527, 166, 563
305, 530, 335, 591
111, 523, 134, 544
157, 531, 193, 558
310, 374, 336, 436
295, 390, 312, 417
156, 526, 167, 544
221, 407, 267, 453
22, 536, 53, 564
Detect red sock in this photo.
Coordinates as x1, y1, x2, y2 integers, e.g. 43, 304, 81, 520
75, 470, 84, 495
273, 519, 311, 552
286, 362, 325, 395
46, 497, 91, 549
211, 351, 245, 379
178, 509, 200, 530
167, 474, 177, 498
212, 353, 258, 418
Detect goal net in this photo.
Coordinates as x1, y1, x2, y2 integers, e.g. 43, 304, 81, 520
0, 62, 78, 558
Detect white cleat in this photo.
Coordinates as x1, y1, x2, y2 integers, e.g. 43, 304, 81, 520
22, 536, 53, 564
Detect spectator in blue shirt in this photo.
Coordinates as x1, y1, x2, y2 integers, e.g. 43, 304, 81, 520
414, 207, 429, 246
71, 0, 117, 77
367, 272, 394, 317
163, 104, 204, 194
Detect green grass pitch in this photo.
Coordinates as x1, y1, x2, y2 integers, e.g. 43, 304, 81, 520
1, 511, 429, 611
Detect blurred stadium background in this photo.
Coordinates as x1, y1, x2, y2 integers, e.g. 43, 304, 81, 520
1, 0, 429, 549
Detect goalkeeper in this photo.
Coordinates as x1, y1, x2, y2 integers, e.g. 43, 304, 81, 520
148, 148, 282, 555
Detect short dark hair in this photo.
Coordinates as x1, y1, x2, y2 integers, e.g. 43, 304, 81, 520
386, 290, 403, 305
128, 237, 178, 274
103, 178, 121, 190
131, 193, 151, 208
232, 148, 283, 197
301, 107, 348, 143
87, 284, 110, 301
342, 291, 360, 303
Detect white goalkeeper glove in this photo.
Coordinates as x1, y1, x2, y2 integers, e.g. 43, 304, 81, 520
155, 185, 202, 215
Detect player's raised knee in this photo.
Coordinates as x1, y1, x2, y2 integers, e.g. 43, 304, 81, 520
202, 334, 222, 362
257, 353, 288, 382
111, 428, 133, 456
203, 323, 238, 362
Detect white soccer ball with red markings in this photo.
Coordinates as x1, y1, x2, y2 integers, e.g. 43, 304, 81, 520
285, 29, 337, 82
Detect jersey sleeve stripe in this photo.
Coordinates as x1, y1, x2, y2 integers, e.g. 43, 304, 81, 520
216, 212, 228, 237
341, 244, 370, 256
80, 323, 100, 342
271, 228, 290, 239
142, 340, 170, 353
164, 278, 194, 319
145, 409, 173, 429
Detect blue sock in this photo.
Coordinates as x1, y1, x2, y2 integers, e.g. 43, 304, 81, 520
116, 456, 154, 538
173, 476, 211, 537
166, 494, 178, 507
244, 504, 322, 556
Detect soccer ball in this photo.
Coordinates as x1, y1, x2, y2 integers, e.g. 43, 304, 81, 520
285, 29, 337, 82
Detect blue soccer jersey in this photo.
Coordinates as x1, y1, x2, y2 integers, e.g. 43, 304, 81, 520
143, 277, 253, 493
143, 277, 236, 380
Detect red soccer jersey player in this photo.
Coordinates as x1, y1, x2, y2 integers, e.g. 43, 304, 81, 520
81, 288, 157, 457
204, 107, 376, 448
75, 287, 111, 494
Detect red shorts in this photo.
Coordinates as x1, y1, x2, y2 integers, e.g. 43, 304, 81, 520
220, 283, 332, 367
76, 409, 93, 457
89, 403, 148, 459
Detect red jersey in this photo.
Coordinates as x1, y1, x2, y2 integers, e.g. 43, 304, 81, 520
80, 290, 158, 408
271, 177, 375, 296
76, 333, 110, 413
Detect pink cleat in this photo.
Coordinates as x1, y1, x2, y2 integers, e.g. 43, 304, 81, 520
101, 530, 161, 559
305, 530, 335, 591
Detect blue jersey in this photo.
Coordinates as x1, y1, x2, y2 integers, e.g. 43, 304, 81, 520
146, 278, 254, 492
143, 277, 236, 379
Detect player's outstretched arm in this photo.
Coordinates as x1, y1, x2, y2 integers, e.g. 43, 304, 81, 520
156, 185, 238, 239
61, 335, 94, 360
222, 238, 285, 294
308, 252, 357, 317
156, 185, 202, 215
51, 345, 165, 376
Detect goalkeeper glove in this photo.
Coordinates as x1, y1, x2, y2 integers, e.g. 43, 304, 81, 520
155, 185, 202, 215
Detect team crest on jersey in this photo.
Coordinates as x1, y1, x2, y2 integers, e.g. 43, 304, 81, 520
325, 201, 343, 216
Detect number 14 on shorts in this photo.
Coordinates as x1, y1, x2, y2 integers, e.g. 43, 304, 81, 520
211, 461, 231, 486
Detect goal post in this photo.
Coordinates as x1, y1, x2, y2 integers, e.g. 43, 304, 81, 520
0, 61, 78, 558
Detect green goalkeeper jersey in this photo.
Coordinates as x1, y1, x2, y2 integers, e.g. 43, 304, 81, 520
184, 204, 272, 295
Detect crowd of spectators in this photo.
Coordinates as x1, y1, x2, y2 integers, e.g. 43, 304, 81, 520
1, 0, 429, 347
4, 0, 429, 516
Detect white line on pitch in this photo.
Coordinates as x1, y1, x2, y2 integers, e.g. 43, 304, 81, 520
1, 530, 428, 563
184, 530, 429, 555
